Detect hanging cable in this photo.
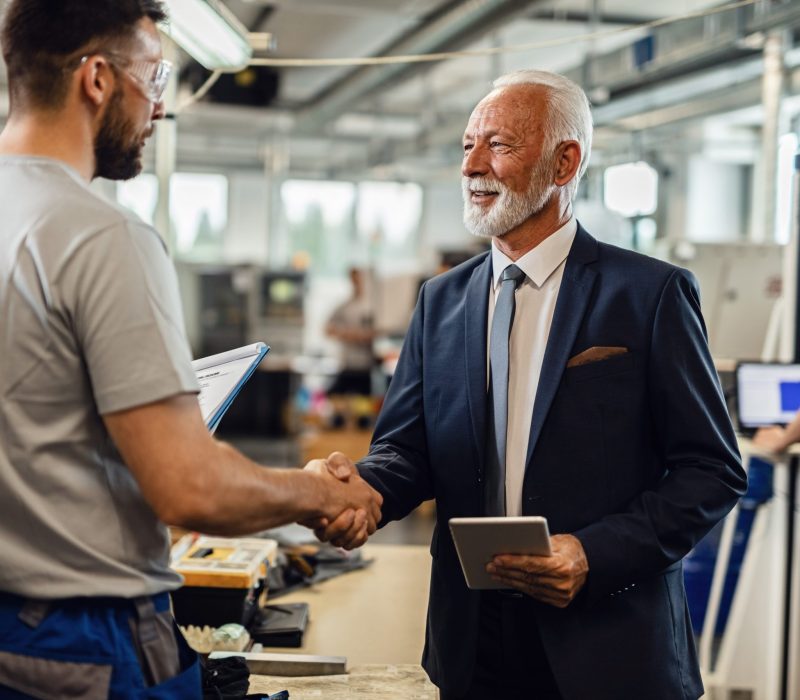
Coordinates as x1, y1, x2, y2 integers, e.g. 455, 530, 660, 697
177, 69, 223, 113
246, 0, 760, 68
177, 0, 760, 108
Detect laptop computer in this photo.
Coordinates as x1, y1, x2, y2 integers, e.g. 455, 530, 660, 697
735, 362, 800, 436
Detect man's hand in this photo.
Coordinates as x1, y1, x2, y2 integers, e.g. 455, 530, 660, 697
486, 534, 588, 608
301, 452, 382, 550
753, 426, 789, 453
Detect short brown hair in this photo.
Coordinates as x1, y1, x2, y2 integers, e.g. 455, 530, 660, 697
1, 0, 168, 110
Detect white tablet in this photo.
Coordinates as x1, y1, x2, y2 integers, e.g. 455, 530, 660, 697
448, 516, 552, 590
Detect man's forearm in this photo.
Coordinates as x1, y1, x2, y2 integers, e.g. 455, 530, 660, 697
165, 442, 329, 535
103, 395, 380, 537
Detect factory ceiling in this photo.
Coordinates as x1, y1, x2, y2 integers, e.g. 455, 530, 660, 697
1, 0, 799, 179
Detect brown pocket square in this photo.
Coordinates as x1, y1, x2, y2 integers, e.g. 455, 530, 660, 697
567, 346, 629, 368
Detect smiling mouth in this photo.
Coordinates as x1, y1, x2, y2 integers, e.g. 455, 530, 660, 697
470, 190, 498, 202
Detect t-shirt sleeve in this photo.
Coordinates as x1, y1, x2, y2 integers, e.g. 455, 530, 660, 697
328, 302, 348, 326
62, 218, 199, 415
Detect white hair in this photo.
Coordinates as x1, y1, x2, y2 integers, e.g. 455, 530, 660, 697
492, 69, 593, 199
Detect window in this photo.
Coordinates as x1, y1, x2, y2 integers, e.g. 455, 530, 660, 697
116, 173, 158, 225
279, 180, 356, 275
604, 161, 658, 218
277, 179, 424, 275
170, 173, 229, 260
356, 181, 423, 272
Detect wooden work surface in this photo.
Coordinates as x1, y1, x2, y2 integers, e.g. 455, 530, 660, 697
249, 664, 436, 699
266, 544, 430, 664
252, 544, 436, 698
300, 427, 374, 465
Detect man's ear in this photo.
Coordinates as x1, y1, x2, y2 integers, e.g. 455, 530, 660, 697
78, 56, 115, 108
554, 140, 582, 187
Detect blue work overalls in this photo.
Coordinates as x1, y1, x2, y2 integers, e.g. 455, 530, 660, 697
0, 591, 200, 699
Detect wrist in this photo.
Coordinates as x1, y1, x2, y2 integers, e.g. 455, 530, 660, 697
775, 428, 791, 452
297, 468, 332, 521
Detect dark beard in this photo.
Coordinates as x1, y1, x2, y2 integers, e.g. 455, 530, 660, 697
93, 87, 143, 181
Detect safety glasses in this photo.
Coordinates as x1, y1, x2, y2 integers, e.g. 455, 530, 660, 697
79, 53, 173, 103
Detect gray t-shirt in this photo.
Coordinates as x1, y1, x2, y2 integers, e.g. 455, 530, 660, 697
329, 297, 374, 370
0, 157, 199, 599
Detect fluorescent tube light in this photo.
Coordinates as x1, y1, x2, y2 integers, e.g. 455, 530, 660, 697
161, 0, 253, 70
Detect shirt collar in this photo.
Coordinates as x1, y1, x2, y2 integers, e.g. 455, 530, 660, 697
491, 217, 578, 290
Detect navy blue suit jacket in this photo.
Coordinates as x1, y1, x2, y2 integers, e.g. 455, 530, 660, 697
358, 226, 746, 699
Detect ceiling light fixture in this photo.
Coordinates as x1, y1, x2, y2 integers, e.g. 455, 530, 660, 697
161, 0, 253, 70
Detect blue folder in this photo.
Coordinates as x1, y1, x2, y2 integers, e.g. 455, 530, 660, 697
194, 342, 270, 433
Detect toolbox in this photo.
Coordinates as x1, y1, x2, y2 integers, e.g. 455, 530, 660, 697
171, 536, 278, 628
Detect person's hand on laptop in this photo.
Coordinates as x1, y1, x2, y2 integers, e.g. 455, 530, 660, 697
753, 425, 790, 453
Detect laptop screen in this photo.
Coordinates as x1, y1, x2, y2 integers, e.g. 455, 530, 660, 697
736, 362, 800, 432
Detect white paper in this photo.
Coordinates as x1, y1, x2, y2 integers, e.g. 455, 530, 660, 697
192, 343, 265, 426
192, 343, 265, 373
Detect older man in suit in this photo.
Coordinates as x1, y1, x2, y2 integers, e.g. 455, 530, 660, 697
318, 69, 746, 699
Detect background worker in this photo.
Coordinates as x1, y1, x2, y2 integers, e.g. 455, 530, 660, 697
753, 411, 800, 453
325, 267, 377, 397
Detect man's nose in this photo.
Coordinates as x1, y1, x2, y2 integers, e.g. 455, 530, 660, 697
462, 143, 488, 178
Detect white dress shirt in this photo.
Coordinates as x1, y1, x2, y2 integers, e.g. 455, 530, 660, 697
488, 217, 578, 516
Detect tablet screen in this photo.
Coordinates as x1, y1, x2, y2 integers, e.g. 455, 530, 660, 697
448, 516, 551, 590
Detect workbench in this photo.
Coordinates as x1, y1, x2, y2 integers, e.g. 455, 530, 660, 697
252, 543, 437, 698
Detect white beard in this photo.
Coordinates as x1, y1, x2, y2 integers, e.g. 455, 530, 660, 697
462, 158, 555, 238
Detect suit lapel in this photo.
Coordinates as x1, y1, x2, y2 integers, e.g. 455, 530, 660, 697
464, 253, 492, 474
524, 226, 598, 467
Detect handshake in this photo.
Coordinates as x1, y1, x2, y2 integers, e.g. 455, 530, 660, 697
301, 452, 383, 550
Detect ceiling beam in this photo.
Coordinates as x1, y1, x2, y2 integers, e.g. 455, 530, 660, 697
249, 7, 275, 32
291, 0, 540, 135
526, 9, 659, 26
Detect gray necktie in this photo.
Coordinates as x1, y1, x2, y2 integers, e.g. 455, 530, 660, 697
485, 264, 525, 516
